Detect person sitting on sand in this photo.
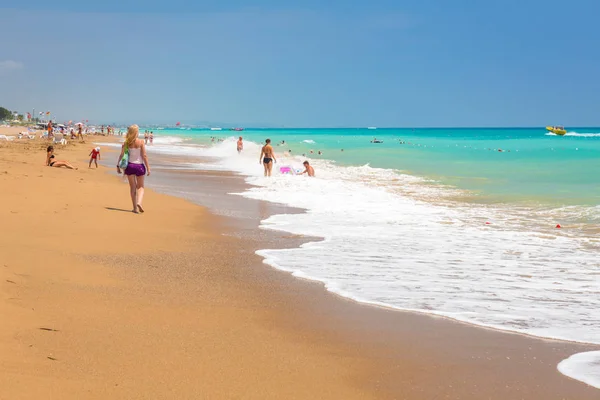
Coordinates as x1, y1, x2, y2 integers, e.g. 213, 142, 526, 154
89, 147, 101, 168
301, 161, 315, 177
259, 138, 276, 177
117, 124, 150, 214
237, 136, 244, 153
46, 146, 77, 169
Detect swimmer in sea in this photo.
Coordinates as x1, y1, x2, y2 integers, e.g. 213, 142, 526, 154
301, 161, 315, 177
259, 138, 276, 177
237, 136, 243, 153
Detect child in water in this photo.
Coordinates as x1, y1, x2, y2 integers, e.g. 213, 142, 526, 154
89, 147, 101, 168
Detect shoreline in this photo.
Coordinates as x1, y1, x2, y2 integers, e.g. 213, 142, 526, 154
1, 135, 598, 398
139, 147, 600, 397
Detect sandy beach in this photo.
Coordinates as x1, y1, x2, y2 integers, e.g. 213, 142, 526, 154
1, 134, 598, 399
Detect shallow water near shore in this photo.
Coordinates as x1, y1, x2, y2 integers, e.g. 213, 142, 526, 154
102, 127, 600, 388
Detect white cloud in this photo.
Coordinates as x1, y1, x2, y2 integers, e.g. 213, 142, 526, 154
0, 60, 24, 72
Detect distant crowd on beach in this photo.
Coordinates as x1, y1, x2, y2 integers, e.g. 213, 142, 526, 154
143, 131, 154, 145
43, 121, 123, 142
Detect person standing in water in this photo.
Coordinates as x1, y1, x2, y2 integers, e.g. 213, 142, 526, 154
259, 138, 276, 177
117, 125, 150, 214
237, 136, 244, 153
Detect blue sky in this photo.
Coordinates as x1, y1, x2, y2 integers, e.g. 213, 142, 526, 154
1, 0, 599, 127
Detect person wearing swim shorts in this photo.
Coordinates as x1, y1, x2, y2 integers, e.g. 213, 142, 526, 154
259, 138, 276, 177
117, 125, 151, 214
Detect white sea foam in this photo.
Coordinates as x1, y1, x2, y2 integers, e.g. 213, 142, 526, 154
557, 351, 600, 389
148, 137, 600, 390
152, 136, 185, 145
546, 131, 600, 137
302, 139, 316, 144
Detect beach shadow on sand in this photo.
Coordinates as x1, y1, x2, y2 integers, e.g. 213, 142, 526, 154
105, 207, 133, 213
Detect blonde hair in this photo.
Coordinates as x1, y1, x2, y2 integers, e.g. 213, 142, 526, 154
125, 125, 139, 147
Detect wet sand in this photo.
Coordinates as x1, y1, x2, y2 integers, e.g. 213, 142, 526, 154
0, 136, 598, 399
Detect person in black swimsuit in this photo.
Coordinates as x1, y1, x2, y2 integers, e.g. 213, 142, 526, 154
46, 146, 77, 169
259, 138, 276, 177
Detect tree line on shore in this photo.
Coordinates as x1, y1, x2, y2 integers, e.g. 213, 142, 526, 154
0, 106, 42, 124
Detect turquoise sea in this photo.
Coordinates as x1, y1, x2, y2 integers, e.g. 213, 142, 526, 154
151, 127, 600, 206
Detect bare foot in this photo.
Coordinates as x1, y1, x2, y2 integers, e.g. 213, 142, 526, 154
137, 204, 145, 213
132, 209, 139, 214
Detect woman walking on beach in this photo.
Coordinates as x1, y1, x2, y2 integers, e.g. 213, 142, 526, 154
117, 125, 150, 214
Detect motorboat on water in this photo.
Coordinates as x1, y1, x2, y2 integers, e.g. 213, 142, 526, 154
370, 138, 384, 143
546, 126, 567, 136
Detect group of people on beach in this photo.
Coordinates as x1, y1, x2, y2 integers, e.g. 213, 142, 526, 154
47, 121, 85, 141
143, 131, 154, 145
100, 125, 116, 135
45, 124, 151, 215
46, 127, 317, 216
236, 136, 314, 177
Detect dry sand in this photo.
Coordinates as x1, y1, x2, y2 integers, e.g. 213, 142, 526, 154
1, 136, 598, 399
0, 137, 377, 399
